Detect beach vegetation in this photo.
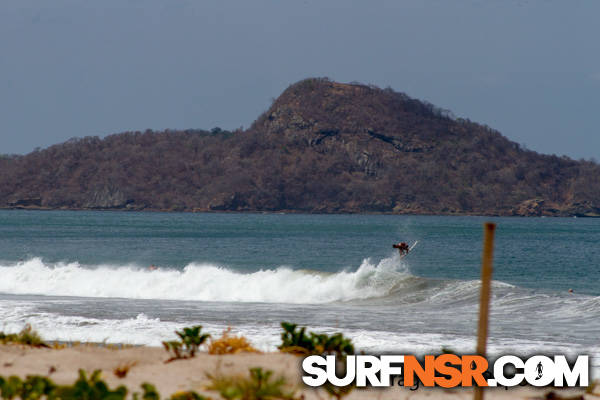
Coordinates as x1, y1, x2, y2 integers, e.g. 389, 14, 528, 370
113, 361, 137, 378
162, 325, 211, 362
208, 328, 259, 355
0, 372, 213, 400
278, 322, 354, 357
135, 383, 160, 400
0, 370, 126, 399
0, 325, 48, 348
53, 369, 128, 399
278, 323, 355, 399
322, 383, 354, 400
277, 323, 313, 355
162, 340, 185, 361
206, 367, 297, 400
542, 391, 585, 400
169, 391, 207, 400
0, 376, 25, 399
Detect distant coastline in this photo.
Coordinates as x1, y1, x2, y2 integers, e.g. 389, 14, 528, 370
1, 78, 599, 217
2, 205, 598, 218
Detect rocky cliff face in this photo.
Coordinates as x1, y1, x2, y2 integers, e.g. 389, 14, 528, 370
1, 78, 599, 216
83, 186, 132, 209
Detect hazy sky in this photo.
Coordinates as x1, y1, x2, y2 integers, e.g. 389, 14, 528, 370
1, 0, 599, 159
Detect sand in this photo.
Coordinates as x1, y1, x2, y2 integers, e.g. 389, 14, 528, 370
0, 344, 593, 399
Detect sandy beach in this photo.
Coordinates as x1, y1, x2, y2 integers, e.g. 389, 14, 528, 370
0, 344, 594, 399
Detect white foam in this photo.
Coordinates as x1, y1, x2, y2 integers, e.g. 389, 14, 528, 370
0, 257, 410, 304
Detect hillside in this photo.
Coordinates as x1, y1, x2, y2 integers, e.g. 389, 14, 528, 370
1, 77, 599, 216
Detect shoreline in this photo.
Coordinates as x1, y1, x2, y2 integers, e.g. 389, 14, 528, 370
1, 206, 599, 218
0, 344, 594, 399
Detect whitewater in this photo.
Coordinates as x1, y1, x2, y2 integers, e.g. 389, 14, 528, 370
0, 256, 409, 303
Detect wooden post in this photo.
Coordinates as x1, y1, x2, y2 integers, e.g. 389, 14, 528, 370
474, 222, 496, 400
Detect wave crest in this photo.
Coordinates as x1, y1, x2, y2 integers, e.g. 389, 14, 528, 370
0, 257, 411, 304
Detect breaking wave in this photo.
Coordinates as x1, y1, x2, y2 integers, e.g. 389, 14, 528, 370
0, 257, 414, 304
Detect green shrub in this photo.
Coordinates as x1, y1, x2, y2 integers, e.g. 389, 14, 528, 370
162, 326, 211, 362
278, 323, 355, 399
0, 325, 48, 348
51, 369, 127, 400
278, 322, 354, 357
136, 383, 208, 400
19, 375, 56, 399
169, 391, 207, 400
323, 383, 354, 400
0, 372, 210, 400
206, 367, 297, 400
0, 370, 127, 400
0, 376, 25, 400
136, 383, 160, 400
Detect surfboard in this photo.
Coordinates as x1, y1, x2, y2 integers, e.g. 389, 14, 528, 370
400, 240, 419, 259
409, 240, 419, 251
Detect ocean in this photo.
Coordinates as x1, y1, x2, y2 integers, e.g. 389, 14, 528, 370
0, 210, 598, 376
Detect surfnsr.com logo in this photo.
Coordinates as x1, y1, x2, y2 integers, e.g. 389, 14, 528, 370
302, 354, 589, 388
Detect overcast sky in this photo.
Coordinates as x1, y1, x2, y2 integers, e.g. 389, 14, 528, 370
1, 0, 599, 159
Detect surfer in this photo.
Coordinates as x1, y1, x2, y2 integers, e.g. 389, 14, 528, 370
393, 242, 410, 256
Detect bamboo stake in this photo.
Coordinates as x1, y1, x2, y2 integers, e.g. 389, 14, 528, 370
474, 222, 496, 400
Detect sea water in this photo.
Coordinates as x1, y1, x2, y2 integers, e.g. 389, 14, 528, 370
0, 210, 598, 376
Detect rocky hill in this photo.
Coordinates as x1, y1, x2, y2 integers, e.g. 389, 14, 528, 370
1, 77, 599, 216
